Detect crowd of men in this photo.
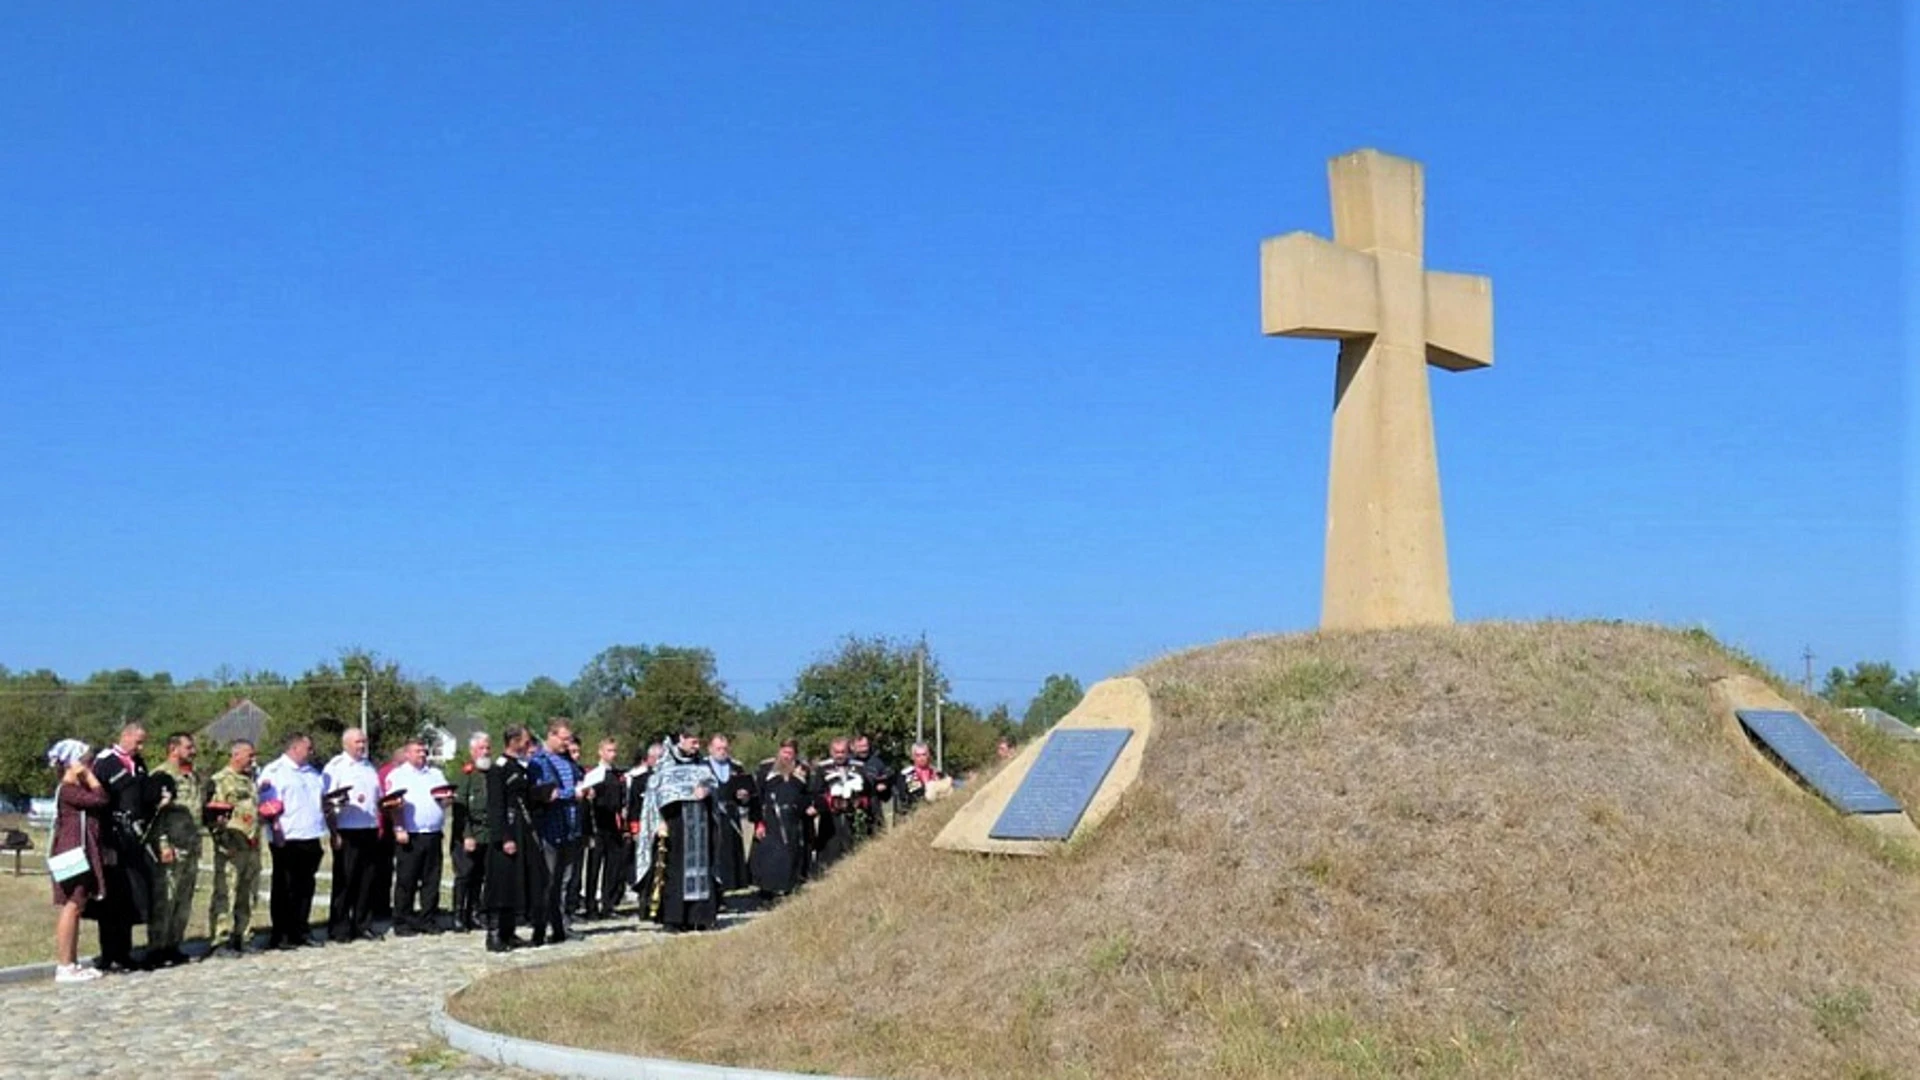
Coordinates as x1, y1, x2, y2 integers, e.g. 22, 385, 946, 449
66, 715, 962, 969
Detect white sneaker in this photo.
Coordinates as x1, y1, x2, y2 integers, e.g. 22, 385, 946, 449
54, 964, 102, 984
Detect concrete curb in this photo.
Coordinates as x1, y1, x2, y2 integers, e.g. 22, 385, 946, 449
0, 961, 58, 986
433, 912, 868, 1080
432, 1008, 867, 1080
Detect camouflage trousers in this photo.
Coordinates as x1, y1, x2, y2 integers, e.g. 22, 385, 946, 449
209, 843, 260, 949
149, 850, 199, 951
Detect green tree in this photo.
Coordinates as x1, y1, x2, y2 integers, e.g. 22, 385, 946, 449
0, 669, 69, 799
1021, 673, 1084, 738
1821, 662, 1920, 725
779, 636, 948, 760
267, 649, 428, 760
616, 648, 736, 750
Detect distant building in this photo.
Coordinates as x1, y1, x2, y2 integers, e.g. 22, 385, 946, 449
1845, 706, 1920, 743
425, 715, 488, 764
203, 698, 272, 749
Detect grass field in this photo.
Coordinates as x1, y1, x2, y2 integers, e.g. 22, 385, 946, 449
450, 622, 1920, 1079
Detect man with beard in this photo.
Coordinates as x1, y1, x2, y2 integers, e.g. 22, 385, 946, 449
484, 725, 548, 952
450, 731, 491, 933
639, 730, 719, 932
146, 732, 203, 967
704, 734, 755, 904
90, 721, 156, 971
850, 734, 893, 834
810, 737, 864, 873
580, 736, 629, 919
749, 739, 813, 898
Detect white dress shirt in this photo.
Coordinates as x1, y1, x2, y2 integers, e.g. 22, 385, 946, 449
385, 762, 450, 834
257, 754, 326, 842
322, 753, 383, 830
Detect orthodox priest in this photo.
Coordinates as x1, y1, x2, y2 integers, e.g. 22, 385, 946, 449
704, 734, 755, 900
749, 739, 812, 897
483, 724, 551, 952
640, 730, 719, 932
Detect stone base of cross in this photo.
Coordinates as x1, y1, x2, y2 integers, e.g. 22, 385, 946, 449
1260, 149, 1493, 631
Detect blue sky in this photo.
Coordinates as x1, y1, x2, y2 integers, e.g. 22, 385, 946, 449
0, 4, 1906, 706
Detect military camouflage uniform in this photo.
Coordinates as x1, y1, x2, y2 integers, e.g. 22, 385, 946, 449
148, 760, 204, 954
207, 764, 262, 950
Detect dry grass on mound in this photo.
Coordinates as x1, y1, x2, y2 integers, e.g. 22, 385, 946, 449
450, 622, 1920, 1079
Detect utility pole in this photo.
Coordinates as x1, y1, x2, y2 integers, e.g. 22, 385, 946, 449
1802, 646, 1815, 696
915, 635, 926, 745
934, 695, 944, 774
360, 677, 370, 732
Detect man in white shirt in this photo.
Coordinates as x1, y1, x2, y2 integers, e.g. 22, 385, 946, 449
385, 738, 452, 935
322, 728, 384, 943
258, 732, 326, 950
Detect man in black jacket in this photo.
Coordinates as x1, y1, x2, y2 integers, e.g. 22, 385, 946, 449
90, 721, 156, 972
581, 737, 630, 918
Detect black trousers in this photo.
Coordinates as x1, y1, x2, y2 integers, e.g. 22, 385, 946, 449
370, 830, 395, 920
328, 828, 380, 941
393, 831, 444, 931
584, 830, 631, 913
451, 836, 488, 928
270, 838, 323, 946
564, 837, 588, 912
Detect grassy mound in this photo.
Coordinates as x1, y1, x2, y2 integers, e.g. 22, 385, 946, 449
450, 623, 1920, 1078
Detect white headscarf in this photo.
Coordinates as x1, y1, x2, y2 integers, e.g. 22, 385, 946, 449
46, 739, 90, 769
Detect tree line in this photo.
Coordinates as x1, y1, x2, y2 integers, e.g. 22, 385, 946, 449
0, 637, 1086, 799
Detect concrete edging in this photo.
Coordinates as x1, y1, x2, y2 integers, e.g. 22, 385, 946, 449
433, 913, 868, 1080
0, 961, 58, 986
432, 1006, 867, 1080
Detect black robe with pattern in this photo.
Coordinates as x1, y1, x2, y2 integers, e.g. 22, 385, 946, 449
643, 757, 719, 931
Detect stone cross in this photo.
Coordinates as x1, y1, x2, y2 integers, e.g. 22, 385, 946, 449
1260, 148, 1492, 630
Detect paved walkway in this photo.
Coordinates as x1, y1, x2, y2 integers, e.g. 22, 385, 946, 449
0, 915, 713, 1079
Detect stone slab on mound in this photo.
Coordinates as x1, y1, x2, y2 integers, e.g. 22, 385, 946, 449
1713, 674, 1920, 841
933, 676, 1154, 855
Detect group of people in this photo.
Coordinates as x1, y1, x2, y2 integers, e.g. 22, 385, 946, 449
43, 716, 956, 980
468, 719, 952, 951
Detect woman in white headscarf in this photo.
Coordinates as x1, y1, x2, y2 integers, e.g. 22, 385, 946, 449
47, 739, 107, 983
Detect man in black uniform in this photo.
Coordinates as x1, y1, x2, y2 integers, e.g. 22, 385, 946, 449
749, 739, 812, 898
581, 737, 629, 918
90, 721, 156, 971
484, 724, 548, 952
850, 733, 893, 835
705, 734, 756, 904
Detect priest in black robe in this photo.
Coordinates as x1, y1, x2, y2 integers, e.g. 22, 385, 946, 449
705, 734, 756, 899
640, 730, 719, 932
749, 739, 812, 897
483, 724, 550, 952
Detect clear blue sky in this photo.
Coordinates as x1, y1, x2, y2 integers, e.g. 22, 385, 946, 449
0, 4, 1906, 707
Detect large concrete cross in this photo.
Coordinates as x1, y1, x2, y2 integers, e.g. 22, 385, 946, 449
1261, 148, 1492, 630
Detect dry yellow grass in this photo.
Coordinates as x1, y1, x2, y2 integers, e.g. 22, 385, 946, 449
450, 622, 1920, 1079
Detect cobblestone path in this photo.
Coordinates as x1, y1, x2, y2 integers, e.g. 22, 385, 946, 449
0, 916, 705, 1079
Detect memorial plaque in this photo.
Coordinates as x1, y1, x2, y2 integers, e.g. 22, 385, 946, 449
1736, 709, 1902, 815
990, 728, 1133, 841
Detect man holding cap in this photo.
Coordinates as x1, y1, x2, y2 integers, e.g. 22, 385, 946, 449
322, 728, 384, 944
384, 738, 452, 935
258, 732, 325, 950
206, 739, 261, 955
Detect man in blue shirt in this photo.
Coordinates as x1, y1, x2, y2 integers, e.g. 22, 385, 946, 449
524, 719, 584, 945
